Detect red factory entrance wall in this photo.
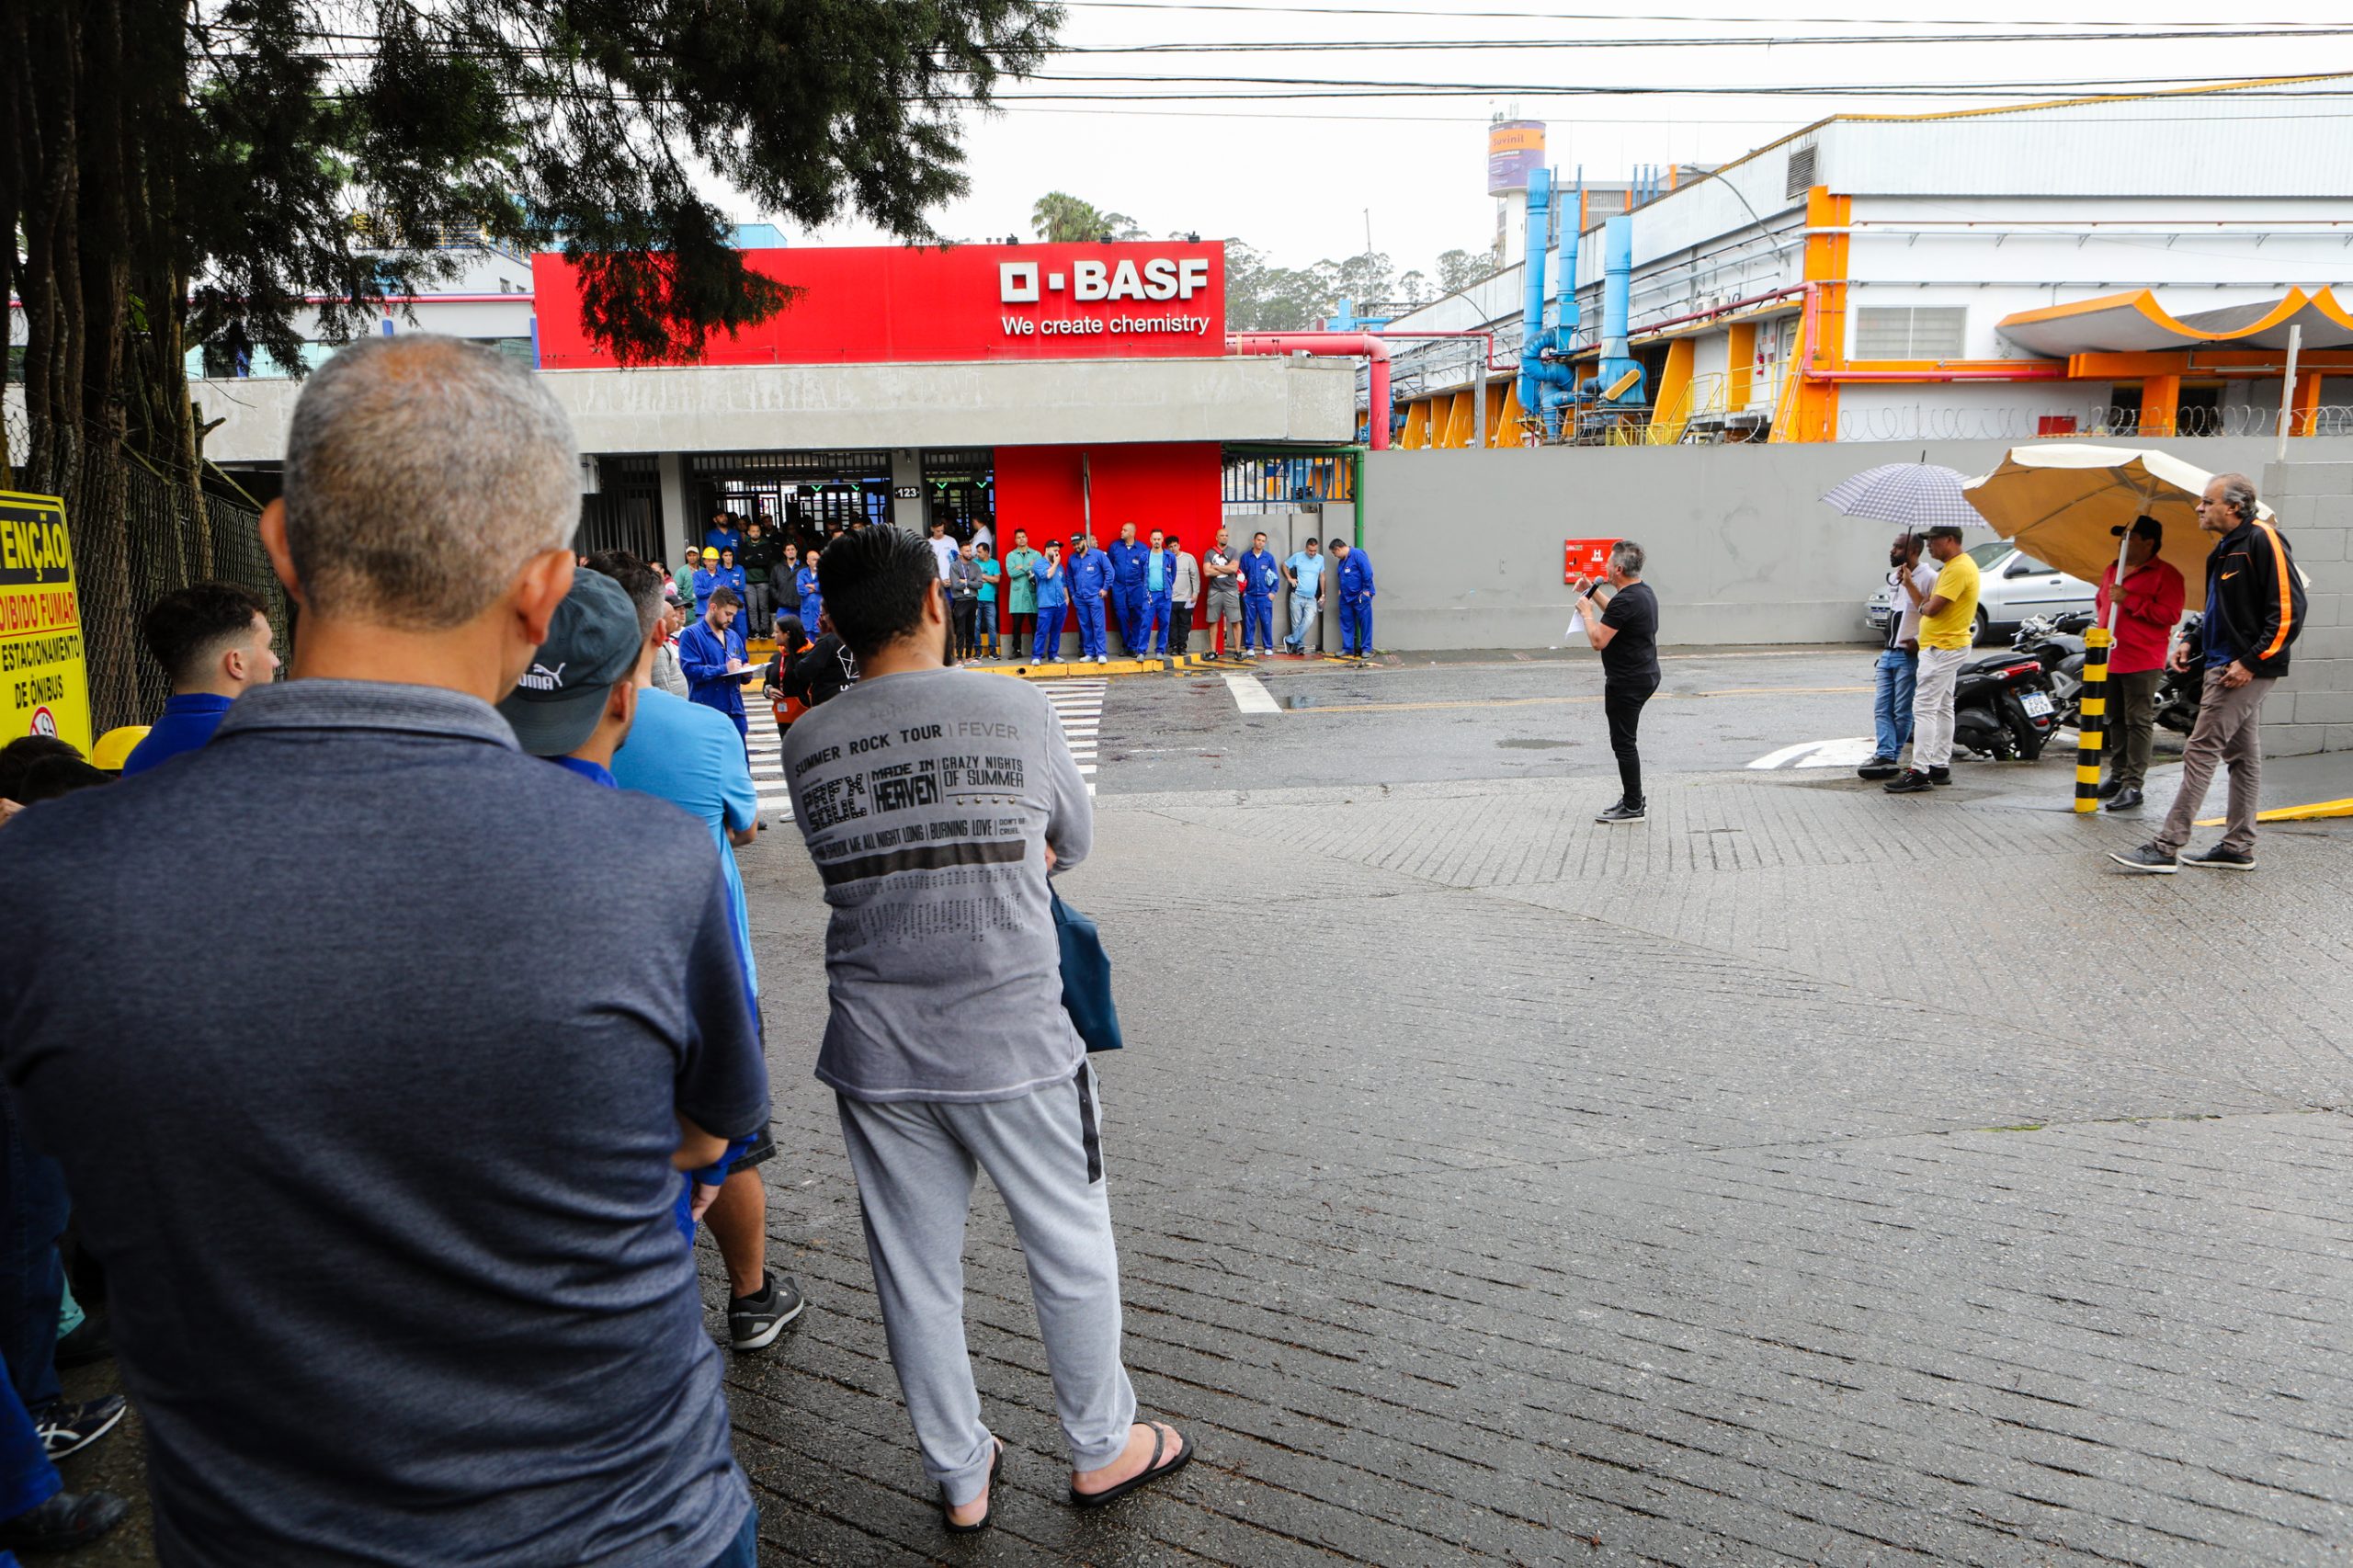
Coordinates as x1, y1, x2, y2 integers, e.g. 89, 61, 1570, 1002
531, 242, 1226, 368
991, 443, 1222, 636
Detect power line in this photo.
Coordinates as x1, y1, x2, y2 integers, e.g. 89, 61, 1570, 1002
1056, 27, 2353, 52
995, 76, 2353, 98
1057, 0, 2349, 25
985, 102, 2353, 125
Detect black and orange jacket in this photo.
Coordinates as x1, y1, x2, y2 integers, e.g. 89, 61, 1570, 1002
2191, 517, 2305, 678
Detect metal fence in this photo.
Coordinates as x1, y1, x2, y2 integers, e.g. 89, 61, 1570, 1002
1222, 451, 1356, 513
574, 494, 662, 562
6, 407, 282, 738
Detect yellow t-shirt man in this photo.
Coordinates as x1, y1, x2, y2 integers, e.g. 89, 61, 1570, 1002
1918, 551, 1981, 650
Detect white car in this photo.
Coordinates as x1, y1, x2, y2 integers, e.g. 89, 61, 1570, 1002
1863, 541, 2097, 646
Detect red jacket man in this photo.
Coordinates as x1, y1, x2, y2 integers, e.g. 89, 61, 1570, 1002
2092, 516, 2187, 812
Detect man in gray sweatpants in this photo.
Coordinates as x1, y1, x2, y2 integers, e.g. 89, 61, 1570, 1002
781, 527, 1191, 1532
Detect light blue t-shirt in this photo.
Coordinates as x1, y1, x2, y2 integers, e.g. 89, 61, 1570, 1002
1286, 552, 1326, 596
1147, 551, 1165, 594
610, 688, 761, 993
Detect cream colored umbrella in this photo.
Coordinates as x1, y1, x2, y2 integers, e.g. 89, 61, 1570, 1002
1959, 442, 2269, 592
1961, 443, 2275, 814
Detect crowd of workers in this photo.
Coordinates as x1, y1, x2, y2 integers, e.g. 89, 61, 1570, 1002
0, 336, 1188, 1564
665, 507, 1380, 668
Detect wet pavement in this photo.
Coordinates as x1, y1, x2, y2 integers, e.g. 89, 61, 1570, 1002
73, 647, 2353, 1566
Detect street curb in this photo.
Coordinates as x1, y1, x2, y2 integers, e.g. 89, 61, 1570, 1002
977, 653, 1223, 681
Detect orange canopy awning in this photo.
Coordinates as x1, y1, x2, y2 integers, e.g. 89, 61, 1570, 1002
1996, 288, 2353, 358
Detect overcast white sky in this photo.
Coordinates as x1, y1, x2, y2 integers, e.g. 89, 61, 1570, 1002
778, 0, 2353, 283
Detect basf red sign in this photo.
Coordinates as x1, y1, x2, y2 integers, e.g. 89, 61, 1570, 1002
531, 241, 1226, 368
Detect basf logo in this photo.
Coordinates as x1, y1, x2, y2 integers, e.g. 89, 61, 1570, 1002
533, 241, 1226, 367
996, 256, 1216, 343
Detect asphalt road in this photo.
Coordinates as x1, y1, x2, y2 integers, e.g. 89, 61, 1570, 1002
1100, 645, 1948, 795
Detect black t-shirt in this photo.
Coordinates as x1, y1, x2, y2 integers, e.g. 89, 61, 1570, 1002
785, 633, 859, 708
1597, 581, 1660, 685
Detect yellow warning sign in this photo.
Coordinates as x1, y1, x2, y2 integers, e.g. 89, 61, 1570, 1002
0, 491, 92, 756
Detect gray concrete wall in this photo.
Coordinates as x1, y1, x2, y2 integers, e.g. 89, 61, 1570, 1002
1362, 437, 2353, 653
2257, 460, 2351, 759
188, 355, 1357, 465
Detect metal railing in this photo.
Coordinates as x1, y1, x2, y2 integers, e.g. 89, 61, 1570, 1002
1222, 452, 1355, 511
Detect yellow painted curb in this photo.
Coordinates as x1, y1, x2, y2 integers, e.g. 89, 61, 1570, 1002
2197, 796, 2353, 826
976, 654, 1217, 681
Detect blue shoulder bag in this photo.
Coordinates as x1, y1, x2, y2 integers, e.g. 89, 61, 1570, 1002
1051, 890, 1124, 1052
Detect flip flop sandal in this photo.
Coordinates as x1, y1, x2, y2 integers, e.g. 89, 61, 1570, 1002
1069, 1422, 1194, 1509
944, 1440, 1004, 1534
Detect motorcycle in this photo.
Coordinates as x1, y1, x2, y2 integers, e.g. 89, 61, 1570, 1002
2011, 610, 2095, 727
2155, 611, 2206, 735
1951, 643, 2063, 761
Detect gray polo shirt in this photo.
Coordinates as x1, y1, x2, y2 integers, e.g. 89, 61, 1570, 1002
781, 666, 1091, 1102
0, 679, 767, 1567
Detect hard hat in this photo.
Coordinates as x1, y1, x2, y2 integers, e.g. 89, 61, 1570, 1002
701, 547, 720, 561
91, 726, 150, 772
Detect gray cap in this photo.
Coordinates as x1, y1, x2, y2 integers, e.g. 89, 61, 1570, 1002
497, 571, 641, 756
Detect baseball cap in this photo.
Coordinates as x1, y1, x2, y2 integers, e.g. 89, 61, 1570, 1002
2111, 514, 2163, 543
496, 572, 642, 756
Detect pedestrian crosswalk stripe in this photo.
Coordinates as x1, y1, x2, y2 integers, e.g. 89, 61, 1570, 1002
740, 678, 1110, 802
1223, 674, 1281, 714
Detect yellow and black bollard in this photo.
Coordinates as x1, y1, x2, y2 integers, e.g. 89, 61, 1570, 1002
2073, 628, 2111, 812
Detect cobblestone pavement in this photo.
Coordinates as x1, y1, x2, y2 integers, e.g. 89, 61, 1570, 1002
68, 656, 2353, 1567
719, 666, 2353, 1567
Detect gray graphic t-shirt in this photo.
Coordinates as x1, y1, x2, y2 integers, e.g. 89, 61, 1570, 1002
781, 666, 1093, 1102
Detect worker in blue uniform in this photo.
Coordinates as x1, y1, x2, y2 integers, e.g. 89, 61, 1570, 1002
1143, 528, 1177, 655
1238, 528, 1282, 657
692, 547, 725, 616
678, 585, 753, 747
1031, 540, 1069, 663
1103, 520, 1154, 655
795, 548, 824, 632
1332, 538, 1377, 657
703, 506, 743, 555
1067, 533, 1114, 663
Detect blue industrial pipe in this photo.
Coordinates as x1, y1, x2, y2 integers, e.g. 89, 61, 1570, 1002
1579, 214, 1646, 408
1518, 167, 1589, 440
1515, 168, 1552, 430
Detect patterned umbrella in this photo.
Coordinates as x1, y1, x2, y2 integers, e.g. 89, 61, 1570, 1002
1819, 462, 1990, 530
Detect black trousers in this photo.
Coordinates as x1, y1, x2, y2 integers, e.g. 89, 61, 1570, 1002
1603, 676, 1658, 808
1169, 602, 1193, 655
951, 599, 979, 659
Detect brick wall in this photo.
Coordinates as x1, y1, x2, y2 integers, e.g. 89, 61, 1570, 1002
2257, 460, 2350, 758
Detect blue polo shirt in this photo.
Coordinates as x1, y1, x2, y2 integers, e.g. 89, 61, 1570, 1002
1286, 551, 1326, 596
541, 748, 749, 1238
549, 755, 616, 790
120, 693, 234, 776
0, 679, 766, 1567
610, 688, 761, 994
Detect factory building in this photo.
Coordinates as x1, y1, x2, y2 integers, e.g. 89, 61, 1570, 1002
1376, 76, 2353, 448
178, 239, 1355, 567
